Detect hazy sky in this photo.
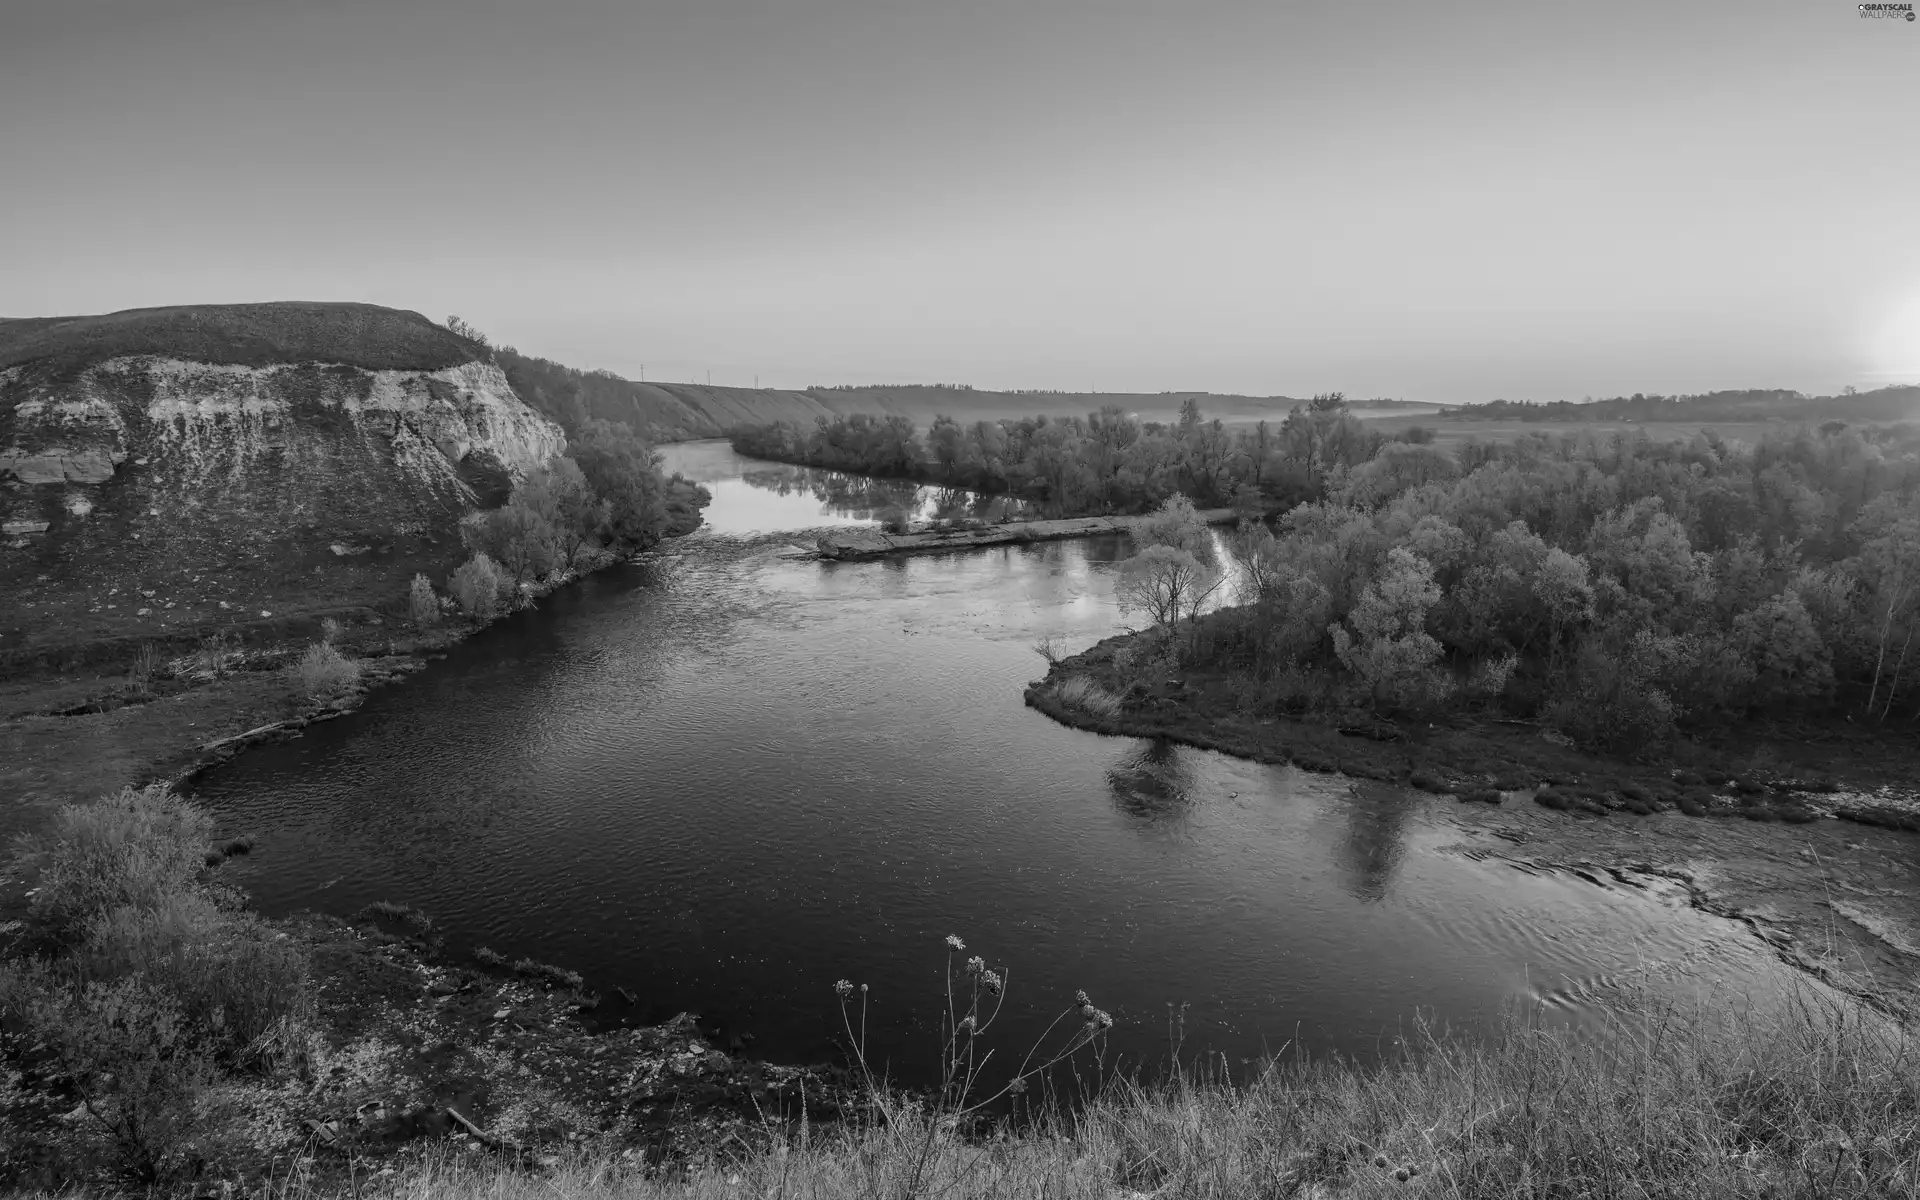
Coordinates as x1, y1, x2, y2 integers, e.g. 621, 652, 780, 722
4, 0, 1918, 402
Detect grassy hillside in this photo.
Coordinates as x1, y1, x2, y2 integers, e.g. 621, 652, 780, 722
0, 302, 481, 383
1443, 385, 1920, 426
495, 356, 1311, 444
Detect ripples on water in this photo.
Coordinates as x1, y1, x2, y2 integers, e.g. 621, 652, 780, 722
188, 441, 1810, 1085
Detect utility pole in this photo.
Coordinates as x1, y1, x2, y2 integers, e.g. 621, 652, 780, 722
707, 370, 711, 386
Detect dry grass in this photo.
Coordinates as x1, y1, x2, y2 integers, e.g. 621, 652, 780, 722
1051, 675, 1124, 718
246, 983, 1920, 1200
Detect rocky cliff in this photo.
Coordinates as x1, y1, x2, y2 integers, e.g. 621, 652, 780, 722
0, 303, 566, 663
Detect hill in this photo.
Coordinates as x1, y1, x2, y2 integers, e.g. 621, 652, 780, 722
492, 354, 1311, 444
0, 303, 566, 664
1441, 386, 1920, 426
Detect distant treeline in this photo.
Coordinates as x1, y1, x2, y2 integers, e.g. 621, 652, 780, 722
1444, 385, 1920, 425
729, 394, 1410, 516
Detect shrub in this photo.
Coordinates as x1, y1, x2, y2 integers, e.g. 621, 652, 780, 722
473, 945, 508, 968
408, 572, 440, 626
1053, 675, 1124, 718
877, 504, 912, 535
449, 552, 506, 618
0, 969, 226, 1182
13, 784, 214, 942
1468, 651, 1519, 700
296, 640, 360, 699
78, 893, 310, 1067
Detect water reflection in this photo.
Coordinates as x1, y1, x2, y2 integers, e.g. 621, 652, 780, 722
737, 462, 1036, 526
1106, 739, 1198, 824
1336, 781, 1419, 903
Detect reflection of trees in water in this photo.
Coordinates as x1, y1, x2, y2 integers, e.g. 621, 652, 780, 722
738, 466, 1033, 524
1105, 739, 1196, 822
1335, 782, 1416, 903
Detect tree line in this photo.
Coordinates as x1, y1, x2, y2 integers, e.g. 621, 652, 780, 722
1145, 418, 1920, 745
729, 393, 1398, 517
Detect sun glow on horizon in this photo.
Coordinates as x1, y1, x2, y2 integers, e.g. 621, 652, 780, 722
1866, 289, 1920, 381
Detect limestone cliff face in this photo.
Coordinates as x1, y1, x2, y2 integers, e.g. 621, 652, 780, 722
0, 303, 567, 657
1, 357, 562, 493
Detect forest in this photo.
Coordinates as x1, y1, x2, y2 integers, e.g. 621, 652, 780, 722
735, 398, 1920, 742
729, 394, 1399, 516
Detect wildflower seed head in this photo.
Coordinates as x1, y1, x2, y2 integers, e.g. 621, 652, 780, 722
1394, 1167, 1410, 1183
966, 955, 985, 976
860, 983, 868, 993
1094, 1009, 1113, 1029
1007, 1076, 1027, 1095
946, 935, 966, 952
1075, 989, 1090, 1006
958, 1015, 977, 1035
981, 969, 1003, 995
1079, 1003, 1096, 1021
834, 979, 854, 999
1373, 1154, 1389, 1169
1407, 1164, 1421, 1177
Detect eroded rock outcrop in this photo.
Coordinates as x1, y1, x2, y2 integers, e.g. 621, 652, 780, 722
0, 303, 566, 658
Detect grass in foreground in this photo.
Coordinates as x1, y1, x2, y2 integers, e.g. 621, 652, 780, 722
251, 985, 1919, 1200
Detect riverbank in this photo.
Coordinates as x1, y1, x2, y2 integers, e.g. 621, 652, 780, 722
811, 507, 1239, 561
1026, 629, 1920, 1019
0, 878, 862, 1191
0, 496, 709, 841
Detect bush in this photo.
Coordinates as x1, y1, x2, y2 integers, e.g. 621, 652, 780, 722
0, 969, 227, 1182
296, 640, 360, 699
449, 552, 507, 618
408, 572, 440, 626
79, 893, 310, 1067
0, 784, 311, 1183
877, 504, 912, 534
13, 784, 214, 942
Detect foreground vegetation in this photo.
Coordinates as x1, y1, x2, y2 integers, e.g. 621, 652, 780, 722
261, 983, 1920, 1200
8, 787, 1920, 1197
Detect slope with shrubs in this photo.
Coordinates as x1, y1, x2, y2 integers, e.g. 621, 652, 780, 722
0, 784, 310, 1183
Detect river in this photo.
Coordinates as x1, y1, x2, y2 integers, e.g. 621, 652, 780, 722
187, 440, 1807, 1085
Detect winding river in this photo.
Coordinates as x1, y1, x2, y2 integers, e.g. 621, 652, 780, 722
188, 440, 1807, 1084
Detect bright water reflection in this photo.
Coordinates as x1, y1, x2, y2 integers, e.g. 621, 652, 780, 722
675, 440, 1033, 537
186, 441, 1813, 1086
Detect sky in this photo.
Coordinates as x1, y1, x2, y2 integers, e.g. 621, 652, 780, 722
3, 0, 1918, 403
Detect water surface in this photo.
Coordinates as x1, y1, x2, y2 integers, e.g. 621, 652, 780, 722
190, 441, 1806, 1083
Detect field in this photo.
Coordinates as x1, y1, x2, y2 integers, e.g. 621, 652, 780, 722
1354, 414, 1808, 450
